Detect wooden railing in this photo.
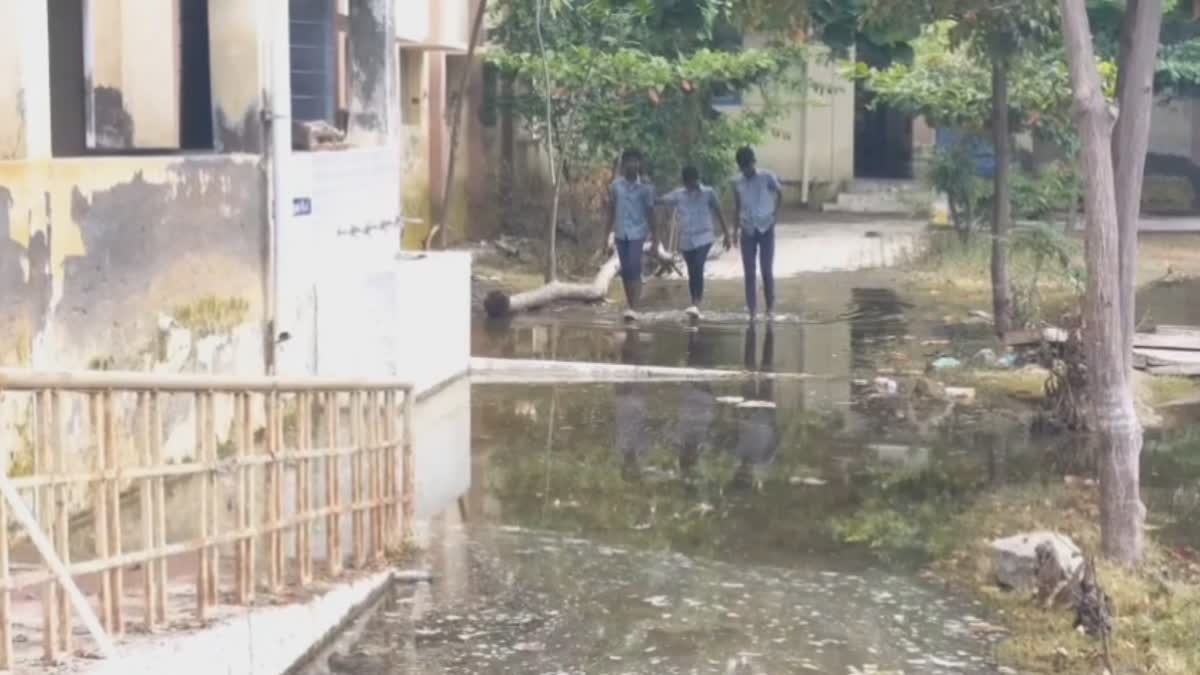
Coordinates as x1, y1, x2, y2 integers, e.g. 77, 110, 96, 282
0, 369, 416, 669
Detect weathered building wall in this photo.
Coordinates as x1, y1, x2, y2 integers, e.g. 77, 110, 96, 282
0, 155, 266, 371
0, 154, 267, 491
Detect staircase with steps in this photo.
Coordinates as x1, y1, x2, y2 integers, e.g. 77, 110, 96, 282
822, 178, 934, 215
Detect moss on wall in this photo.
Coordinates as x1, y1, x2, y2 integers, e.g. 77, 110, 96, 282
173, 296, 250, 338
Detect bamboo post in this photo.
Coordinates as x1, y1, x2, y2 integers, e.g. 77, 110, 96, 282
298, 392, 312, 584
103, 391, 124, 635
235, 393, 251, 603
36, 390, 60, 661
367, 391, 381, 559
51, 392, 71, 652
265, 392, 280, 591
325, 392, 341, 576
0, 474, 118, 660
274, 393, 285, 587
402, 390, 415, 545
90, 393, 114, 632
0, 458, 10, 671
350, 392, 364, 567
137, 393, 157, 630
150, 392, 167, 623
204, 391, 219, 608
196, 393, 210, 619
382, 391, 395, 548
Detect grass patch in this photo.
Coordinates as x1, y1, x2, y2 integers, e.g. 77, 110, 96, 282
1140, 374, 1200, 408
930, 485, 1200, 675
954, 366, 1052, 403
910, 229, 1084, 295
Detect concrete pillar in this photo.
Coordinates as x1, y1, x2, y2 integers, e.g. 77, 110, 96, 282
0, 1, 53, 159
83, 0, 182, 149
208, 0, 267, 153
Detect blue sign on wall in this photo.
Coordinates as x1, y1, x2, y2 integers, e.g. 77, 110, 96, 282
935, 128, 996, 178
293, 197, 312, 217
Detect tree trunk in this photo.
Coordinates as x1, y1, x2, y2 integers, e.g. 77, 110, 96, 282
1059, 0, 1147, 564
545, 177, 561, 282
425, 0, 489, 250
991, 57, 1013, 335
484, 242, 678, 317
1112, 0, 1164, 375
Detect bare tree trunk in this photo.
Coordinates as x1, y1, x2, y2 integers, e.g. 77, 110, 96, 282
535, 0, 558, 283
1112, 0, 1164, 375
991, 57, 1013, 335
546, 178, 561, 282
425, 0, 489, 250
1059, 0, 1147, 564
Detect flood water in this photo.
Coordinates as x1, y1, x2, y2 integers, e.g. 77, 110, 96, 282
303, 275, 1200, 674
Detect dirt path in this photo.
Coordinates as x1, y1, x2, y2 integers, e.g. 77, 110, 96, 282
705, 216, 926, 279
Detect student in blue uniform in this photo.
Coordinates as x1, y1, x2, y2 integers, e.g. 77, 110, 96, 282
731, 147, 782, 321
661, 166, 732, 320
606, 149, 657, 323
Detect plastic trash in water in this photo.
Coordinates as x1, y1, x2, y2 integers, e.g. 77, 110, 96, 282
931, 356, 962, 371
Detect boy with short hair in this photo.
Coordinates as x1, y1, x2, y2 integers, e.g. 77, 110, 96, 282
731, 146, 782, 321
661, 166, 732, 319
606, 149, 657, 323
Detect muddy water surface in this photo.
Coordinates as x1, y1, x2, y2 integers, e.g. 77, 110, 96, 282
307, 275, 1200, 674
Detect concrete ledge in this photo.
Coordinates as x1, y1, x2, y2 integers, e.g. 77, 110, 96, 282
83, 570, 396, 675
470, 357, 820, 383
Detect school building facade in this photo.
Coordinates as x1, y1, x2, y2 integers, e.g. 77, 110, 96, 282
1, 0, 475, 473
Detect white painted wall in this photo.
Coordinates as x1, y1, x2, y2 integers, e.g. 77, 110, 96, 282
728, 38, 856, 191
1149, 95, 1198, 159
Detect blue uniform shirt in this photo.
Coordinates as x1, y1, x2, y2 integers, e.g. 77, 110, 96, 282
732, 170, 782, 234
611, 177, 656, 241
662, 185, 721, 252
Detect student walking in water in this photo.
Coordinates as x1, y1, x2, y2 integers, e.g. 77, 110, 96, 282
661, 166, 732, 320
731, 147, 782, 321
606, 149, 657, 323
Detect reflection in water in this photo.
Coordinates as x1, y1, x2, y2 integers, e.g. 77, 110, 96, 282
675, 332, 718, 480
731, 326, 779, 492
617, 329, 651, 479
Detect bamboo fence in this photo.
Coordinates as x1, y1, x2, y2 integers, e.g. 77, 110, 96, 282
0, 368, 417, 669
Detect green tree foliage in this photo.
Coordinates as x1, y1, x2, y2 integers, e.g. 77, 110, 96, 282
488, 0, 807, 191
1089, 0, 1200, 96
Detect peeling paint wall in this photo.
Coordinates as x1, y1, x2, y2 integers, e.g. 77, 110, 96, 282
0, 156, 266, 370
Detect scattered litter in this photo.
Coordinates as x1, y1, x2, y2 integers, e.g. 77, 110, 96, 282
873, 377, 899, 395
643, 595, 670, 608
944, 387, 976, 404
930, 356, 962, 371
737, 400, 777, 409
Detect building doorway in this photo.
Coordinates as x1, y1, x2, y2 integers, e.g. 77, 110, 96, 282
853, 42, 914, 179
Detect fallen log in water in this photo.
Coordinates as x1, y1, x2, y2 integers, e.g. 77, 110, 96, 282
483, 242, 678, 318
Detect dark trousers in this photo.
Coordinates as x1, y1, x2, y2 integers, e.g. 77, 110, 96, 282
740, 227, 775, 313
681, 243, 712, 304
615, 237, 645, 283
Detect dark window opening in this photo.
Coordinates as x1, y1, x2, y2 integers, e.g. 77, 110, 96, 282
289, 0, 349, 132
180, 0, 214, 150
48, 0, 215, 155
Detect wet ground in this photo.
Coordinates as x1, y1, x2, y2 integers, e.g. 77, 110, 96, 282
307, 274, 1200, 674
